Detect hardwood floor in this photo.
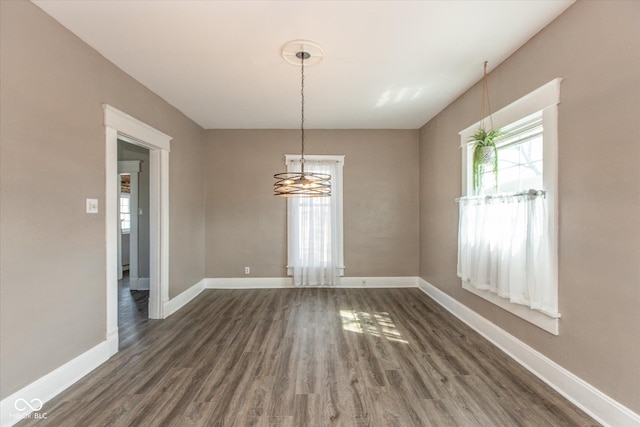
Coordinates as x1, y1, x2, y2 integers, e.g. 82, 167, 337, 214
18, 288, 599, 426
118, 273, 149, 350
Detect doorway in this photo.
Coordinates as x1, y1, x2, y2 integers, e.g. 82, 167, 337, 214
118, 143, 149, 291
117, 143, 150, 348
104, 104, 172, 356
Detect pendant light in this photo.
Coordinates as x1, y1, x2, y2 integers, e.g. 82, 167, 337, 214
273, 43, 331, 197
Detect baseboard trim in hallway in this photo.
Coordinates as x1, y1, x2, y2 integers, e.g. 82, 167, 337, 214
417, 278, 640, 427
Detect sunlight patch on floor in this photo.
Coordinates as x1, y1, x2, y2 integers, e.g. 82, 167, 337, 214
339, 309, 408, 344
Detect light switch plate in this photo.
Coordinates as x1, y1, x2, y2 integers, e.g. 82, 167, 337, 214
86, 198, 98, 213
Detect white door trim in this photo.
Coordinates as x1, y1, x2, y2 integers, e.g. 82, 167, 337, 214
104, 105, 171, 355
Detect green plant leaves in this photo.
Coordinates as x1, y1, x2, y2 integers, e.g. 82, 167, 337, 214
470, 128, 501, 194
468, 128, 504, 147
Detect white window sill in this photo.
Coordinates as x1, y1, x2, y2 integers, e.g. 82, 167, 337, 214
462, 280, 560, 335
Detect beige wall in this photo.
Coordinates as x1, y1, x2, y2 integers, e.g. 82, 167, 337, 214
0, 1, 205, 399
419, 0, 640, 412
205, 129, 419, 278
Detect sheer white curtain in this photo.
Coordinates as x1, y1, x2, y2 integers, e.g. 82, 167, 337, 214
287, 158, 341, 286
457, 194, 555, 314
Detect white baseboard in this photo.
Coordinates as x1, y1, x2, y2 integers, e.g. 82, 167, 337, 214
128, 276, 149, 291
340, 276, 418, 288
417, 278, 640, 427
0, 340, 112, 427
205, 277, 291, 289
137, 277, 150, 291
106, 327, 119, 357
205, 276, 418, 289
163, 279, 206, 317
129, 275, 138, 290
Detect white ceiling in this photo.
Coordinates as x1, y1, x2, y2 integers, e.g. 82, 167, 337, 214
32, 0, 573, 130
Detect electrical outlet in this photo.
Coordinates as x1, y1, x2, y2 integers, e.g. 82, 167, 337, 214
244, 267, 250, 275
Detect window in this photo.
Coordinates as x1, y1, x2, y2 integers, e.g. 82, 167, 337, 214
458, 79, 561, 334
285, 155, 344, 286
120, 193, 131, 233
477, 111, 543, 195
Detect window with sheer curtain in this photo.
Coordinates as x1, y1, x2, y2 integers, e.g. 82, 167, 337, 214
457, 79, 561, 334
120, 193, 131, 234
285, 155, 344, 286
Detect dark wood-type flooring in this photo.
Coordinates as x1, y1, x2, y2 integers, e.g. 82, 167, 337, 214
118, 273, 149, 350
19, 288, 598, 426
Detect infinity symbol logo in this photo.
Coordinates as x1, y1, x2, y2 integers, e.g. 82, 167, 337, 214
14, 398, 43, 411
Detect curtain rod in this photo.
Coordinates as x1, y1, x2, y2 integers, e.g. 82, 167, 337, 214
455, 189, 545, 203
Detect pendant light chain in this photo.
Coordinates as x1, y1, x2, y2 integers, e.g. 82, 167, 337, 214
273, 44, 331, 197
300, 53, 305, 173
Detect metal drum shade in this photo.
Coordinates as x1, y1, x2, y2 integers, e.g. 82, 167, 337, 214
273, 171, 331, 197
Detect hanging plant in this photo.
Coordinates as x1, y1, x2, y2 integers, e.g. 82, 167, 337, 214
469, 128, 502, 194
469, 61, 503, 194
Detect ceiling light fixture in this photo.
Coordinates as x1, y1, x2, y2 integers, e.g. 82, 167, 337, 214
274, 41, 331, 197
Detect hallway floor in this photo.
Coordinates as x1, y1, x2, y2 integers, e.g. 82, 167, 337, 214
118, 272, 149, 350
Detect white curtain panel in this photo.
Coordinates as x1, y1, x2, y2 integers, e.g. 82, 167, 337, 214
287, 159, 340, 286
457, 194, 555, 313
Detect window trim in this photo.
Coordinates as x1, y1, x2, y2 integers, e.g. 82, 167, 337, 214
458, 78, 561, 334
284, 154, 345, 277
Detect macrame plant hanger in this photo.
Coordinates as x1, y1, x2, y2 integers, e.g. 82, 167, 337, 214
471, 60, 500, 194
480, 60, 494, 131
